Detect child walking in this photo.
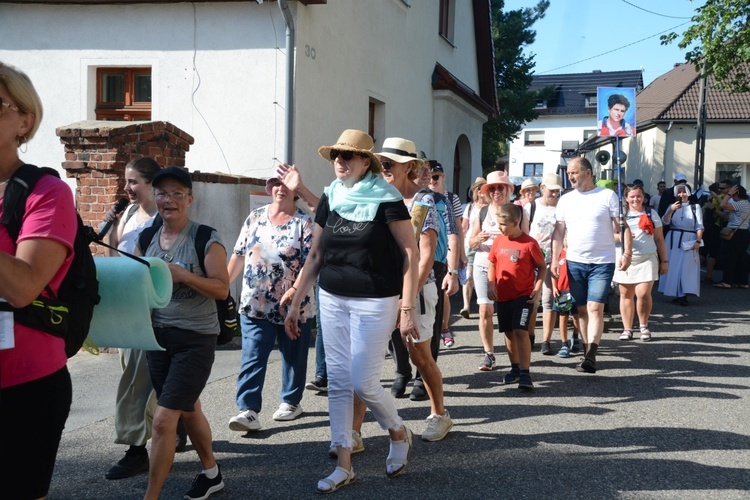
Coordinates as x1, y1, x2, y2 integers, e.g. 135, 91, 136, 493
487, 204, 546, 390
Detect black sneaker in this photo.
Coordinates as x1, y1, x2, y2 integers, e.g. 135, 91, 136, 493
518, 372, 534, 391
576, 358, 597, 373
105, 447, 149, 480
409, 383, 429, 401
540, 341, 554, 355
390, 375, 412, 398
503, 370, 520, 385
305, 376, 328, 392
184, 465, 224, 500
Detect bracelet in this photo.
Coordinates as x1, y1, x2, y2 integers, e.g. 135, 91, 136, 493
661, 260, 668, 264
623, 254, 632, 258
400, 306, 415, 312
290, 285, 297, 291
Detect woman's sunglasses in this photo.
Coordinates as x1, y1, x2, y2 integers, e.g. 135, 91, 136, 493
331, 150, 359, 162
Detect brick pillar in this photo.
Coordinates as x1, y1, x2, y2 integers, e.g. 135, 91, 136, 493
56, 121, 194, 255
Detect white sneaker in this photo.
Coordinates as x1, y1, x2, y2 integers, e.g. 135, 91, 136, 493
329, 430, 365, 458
272, 403, 303, 421
421, 410, 453, 442
228, 409, 261, 432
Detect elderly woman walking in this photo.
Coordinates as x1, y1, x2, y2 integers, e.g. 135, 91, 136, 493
227, 175, 314, 432
283, 130, 419, 493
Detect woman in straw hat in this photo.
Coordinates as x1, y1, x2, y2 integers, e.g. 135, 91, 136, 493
515, 178, 539, 207
283, 130, 419, 493
460, 177, 487, 318
377, 137, 452, 442
468, 170, 515, 373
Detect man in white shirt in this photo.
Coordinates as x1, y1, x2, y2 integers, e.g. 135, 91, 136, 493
551, 158, 632, 373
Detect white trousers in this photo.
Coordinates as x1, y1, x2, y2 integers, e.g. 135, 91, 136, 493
318, 288, 403, 450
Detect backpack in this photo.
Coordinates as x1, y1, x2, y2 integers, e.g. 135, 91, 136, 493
138, 221, 238, 345
1, 164, 100, 358
413, 189, 448, 264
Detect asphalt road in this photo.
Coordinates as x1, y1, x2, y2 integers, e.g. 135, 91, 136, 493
50, 282, 750, 499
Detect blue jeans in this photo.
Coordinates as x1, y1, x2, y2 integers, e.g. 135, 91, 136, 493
236, 316, 311, 413
567, 261, 615, 306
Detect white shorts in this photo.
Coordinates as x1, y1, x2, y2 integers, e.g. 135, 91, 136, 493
473, 265, 493, 305
414, 282, 438, 343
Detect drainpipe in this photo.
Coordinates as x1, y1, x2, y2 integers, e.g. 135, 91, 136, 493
278, 0, 295, 164
662, 120, 673, 181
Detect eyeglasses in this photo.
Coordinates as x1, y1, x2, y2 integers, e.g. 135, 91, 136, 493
0, 97, 20, 115
331, 150, 359, 162
431, 175, 442, 181
381, 160, 392, 170
155, 190, 189, 202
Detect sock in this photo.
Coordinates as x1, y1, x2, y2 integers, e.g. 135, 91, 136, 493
128, 444, 147, 455
510, 363, 520, 374
586, 343, 599, 362
203, 464, 219, 479
520, 369, 530, 375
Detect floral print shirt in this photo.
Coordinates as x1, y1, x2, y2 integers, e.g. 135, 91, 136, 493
233, 205, 314, 324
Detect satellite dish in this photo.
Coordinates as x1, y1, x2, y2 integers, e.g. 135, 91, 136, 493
596, 151, 610, 165
614, 150, 627, 165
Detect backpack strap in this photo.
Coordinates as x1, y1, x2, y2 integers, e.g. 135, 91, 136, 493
479, 205, 488, 225
529, 200, 537, 225
123, 204, 139, 225
194, 224, 216, 275
1, 164, 58, 241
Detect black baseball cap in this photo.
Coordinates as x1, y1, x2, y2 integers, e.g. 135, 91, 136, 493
430, 162, 444, 173
152, 166, 192, 190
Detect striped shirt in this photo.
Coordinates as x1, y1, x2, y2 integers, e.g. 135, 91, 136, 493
728, 199, 750, 230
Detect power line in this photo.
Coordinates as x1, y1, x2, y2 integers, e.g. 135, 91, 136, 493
536, 21, 691, 75
619, 0, 694, 20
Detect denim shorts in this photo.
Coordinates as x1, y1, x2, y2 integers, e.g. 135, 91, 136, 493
566, 261, 615, 305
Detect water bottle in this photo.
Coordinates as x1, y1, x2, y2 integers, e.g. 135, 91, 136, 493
0, 299, 15, 350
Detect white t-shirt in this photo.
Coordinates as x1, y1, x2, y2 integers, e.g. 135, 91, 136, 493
555, 187, 619, 264
472, 205, 502, 268
525, 200, 557, 263
625, 209, 663, 255
649, 193, 662, 210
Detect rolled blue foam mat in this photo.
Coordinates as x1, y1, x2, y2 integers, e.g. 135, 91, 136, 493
88, 257, 173, 350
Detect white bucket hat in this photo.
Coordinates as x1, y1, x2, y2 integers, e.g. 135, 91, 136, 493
376, 137, 424, 167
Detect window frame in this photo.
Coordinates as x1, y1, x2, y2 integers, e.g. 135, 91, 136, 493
524, 130, 545, 147
523, 163, 544, 176
439, 0, 455, 44
95, 67, 152, 121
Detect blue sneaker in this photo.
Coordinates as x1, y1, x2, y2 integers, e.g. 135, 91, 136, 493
557, 341, 571, 358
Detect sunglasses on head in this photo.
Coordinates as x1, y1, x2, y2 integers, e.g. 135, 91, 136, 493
330, 149, 359, 162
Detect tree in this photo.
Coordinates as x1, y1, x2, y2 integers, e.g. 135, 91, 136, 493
482, 0, 549, 170
661, 0, 750, 93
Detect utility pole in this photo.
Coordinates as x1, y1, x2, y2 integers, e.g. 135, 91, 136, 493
693, 74, 708, 189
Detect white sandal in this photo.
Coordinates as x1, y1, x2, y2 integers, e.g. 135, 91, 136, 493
619, 330, 633, 340
315, 466, 355, 494
640, 326, 652, 342
386, 427, 413, 478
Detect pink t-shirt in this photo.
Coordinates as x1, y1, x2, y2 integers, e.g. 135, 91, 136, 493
0, 174, 76, 388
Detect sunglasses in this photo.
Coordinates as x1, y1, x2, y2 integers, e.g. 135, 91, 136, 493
431, 174, 442, 181
487, 185, 508, 193
0, 97, 20, 115
330, 150, 359, 162
381, 160, 393, 170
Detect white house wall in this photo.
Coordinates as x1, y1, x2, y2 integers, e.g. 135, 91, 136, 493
509, 115, 598, 177
293, 0, 487, 196
1, 0, 490, 197
0, 2, 289, 186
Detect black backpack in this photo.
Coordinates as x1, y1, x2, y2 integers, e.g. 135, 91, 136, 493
0, 164, 100, 358
138, 221, 238, 345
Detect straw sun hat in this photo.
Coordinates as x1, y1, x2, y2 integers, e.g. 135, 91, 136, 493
318, 129, 383, 174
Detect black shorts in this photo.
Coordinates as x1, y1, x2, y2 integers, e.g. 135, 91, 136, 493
496, 296, 534, 333
0, 366, 72, 500
147, 327, 217, 412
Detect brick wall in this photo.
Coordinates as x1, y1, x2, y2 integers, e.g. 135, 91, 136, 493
56, 120, 263, 255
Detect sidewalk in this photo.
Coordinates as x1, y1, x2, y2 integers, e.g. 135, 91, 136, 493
50, 281, 750, 499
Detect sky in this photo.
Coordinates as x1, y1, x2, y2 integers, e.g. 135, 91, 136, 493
504, 0, 707, 86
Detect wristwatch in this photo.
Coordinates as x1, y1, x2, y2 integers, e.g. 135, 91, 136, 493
448, 268, 458, 276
